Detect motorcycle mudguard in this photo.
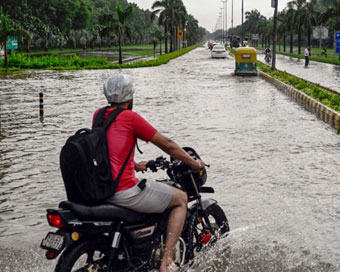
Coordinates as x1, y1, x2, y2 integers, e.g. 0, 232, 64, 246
188, 198, 217, 213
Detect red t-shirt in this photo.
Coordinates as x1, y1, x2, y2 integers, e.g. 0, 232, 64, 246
93, 108, 157, 192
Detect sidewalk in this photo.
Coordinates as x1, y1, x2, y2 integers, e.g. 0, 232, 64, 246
258, 52, 340, 94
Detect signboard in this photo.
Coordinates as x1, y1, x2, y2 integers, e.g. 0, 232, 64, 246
252, 34, 259, 40
271, 0, 277, 8
177, 29, 183, 39
313, 27, 328, 39
336, 31, 340, 54
6, 36, 18, 50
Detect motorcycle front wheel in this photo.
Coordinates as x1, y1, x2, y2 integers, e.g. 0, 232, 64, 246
55, 237, 113, 272
184, 203, 229, 262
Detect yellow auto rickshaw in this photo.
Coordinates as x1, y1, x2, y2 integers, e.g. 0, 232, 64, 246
234, 47, 258, 76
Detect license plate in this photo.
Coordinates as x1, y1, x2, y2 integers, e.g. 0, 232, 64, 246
216, 52, 222, 54
41, 232, 65, 251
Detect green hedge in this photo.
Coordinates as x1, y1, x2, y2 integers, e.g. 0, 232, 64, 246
0, 44, 201, 71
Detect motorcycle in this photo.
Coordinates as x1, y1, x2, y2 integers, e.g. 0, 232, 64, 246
265, 52, 272, 64
40, 147, 229, 271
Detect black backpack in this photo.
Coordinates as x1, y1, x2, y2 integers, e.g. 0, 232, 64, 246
59, 107, 134, 205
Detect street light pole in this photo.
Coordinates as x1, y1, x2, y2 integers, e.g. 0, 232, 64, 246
225, 0, 228, 41
241, 0, 244, 45
222, 1, 226, 44
231, 0, 234, 29
272, 0, 278, 70
221, 7, 224, 43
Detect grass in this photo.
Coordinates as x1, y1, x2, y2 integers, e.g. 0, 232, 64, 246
0, 44, 201, 70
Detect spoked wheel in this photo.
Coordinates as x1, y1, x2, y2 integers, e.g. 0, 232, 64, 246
184, 204, 229, 263
55, 238, 115, 272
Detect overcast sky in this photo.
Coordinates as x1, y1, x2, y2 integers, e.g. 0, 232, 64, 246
130, 0, 292, 32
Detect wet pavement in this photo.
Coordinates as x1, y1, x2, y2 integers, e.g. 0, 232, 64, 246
258, 51, 340, 93
1, 46, 340, 271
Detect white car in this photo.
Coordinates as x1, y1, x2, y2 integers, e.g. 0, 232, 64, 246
211, 44, 227, 59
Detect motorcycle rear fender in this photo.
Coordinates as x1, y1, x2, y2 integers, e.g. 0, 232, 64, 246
188, 198, 217, 213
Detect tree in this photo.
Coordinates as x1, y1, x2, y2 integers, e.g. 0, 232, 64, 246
0, 8, 30, 67
100, 1, 134, 64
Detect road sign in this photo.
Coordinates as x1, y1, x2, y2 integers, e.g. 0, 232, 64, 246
336, 31, 340, 54
177, 29, 183, 39
313, 27, 328, 39
6, 36, 18, 50
252, 34, 259, 40
271, 0, 277, 8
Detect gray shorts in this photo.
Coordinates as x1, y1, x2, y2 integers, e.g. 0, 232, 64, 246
106, 180, 173, 213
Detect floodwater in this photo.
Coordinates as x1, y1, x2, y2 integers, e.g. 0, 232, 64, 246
1, 46, 340, 271
259, 52, 340, 93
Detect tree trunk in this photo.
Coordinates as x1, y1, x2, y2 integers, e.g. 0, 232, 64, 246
298, 29, 302, 54
159, 39, 162, 55
290, 32, 293, 53
165, 25, 168, 53
118, 37, 123, 64
170, 27, 173, 52
307, 27, 311, 46
4, 40, 8, 68
283, 33, 286, 52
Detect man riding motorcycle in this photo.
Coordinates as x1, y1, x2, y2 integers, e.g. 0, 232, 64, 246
264, 46, 271, 63
95, 73, 205, 272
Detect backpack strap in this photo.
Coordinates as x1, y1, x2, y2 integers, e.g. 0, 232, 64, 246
114, 143, 134, 183
93, 107, 125, 129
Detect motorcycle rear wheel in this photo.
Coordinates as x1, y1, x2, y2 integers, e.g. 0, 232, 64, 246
55, 237, 114, 272
185, 204, 229, 262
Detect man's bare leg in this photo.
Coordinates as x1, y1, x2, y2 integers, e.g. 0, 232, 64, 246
159, 187, 187, 272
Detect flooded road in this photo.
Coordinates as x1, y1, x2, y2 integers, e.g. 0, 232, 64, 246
1, 46, 340, 271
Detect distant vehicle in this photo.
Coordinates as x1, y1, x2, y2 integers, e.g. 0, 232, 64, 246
232, 40, 240, 48
234, 47, 258, 76
211, 44, 227, 59
265, 52, 271, 64
242, 41, 249, 47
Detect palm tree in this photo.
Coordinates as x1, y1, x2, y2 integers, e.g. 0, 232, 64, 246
319, 0, 340, 23
152, 0, 171, 53
152, 0, 187, 52
287, 0, 308, 54
100, 1, 134, 64
277, 9, 288, 52
185, 14, 199, 46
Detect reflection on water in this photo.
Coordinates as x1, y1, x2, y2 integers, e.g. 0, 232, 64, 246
1, 46, 340, 271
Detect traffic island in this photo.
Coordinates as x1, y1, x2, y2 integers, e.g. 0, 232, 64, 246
259, 70, 340, 132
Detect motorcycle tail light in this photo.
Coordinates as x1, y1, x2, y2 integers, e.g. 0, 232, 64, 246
199, 231, 211, 245
47, 213, 64, 228
46, 250, 57, 260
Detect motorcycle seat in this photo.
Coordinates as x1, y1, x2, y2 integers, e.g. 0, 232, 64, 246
59, 200, 144, 223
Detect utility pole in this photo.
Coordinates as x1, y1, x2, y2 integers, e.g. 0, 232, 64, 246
222, 1, 226, 44
272, 0, 278, 70
225, 0, 228, 40
221, 7, 224, 43
231, 0, 234, 28
241, 0, 244, 45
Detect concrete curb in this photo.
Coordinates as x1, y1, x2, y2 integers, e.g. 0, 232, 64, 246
259, 71, 340, 130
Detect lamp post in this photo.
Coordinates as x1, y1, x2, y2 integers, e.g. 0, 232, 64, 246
231, 0, 234, 28
225, 0, 228, 41
241, 0, 244, 45
219, 12, 222, 42
221, 6, 224, 43
272, 0, 278, 70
